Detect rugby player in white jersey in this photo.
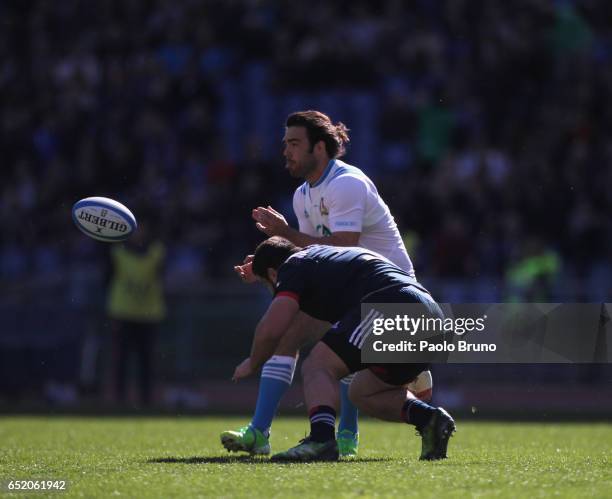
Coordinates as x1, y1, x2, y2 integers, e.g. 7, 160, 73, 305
221, 110, 433, 457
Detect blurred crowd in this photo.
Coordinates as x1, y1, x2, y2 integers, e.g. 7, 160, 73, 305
2, 0, 612, 300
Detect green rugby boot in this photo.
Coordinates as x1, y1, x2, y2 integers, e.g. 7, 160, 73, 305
337, 429, 359, 458
418, 407, 456, 460
220, 425, 270, 455
271, 437, 339, 462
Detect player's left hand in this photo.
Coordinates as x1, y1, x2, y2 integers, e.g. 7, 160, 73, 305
232, 357, 254, 381
252, 206, 288, 237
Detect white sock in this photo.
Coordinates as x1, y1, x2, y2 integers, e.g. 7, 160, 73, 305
262, 355, 297, 384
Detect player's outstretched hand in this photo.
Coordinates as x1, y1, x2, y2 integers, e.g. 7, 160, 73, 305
232, 357, 254, 381
252, 206, 288, 237
234, 254, 256, 283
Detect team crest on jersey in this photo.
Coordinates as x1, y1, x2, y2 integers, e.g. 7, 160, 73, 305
319, 197, 329, 216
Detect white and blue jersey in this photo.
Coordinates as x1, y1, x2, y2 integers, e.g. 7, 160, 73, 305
292, 159, 415, 277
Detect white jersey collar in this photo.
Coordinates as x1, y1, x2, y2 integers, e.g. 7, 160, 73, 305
310, 159, 336, 188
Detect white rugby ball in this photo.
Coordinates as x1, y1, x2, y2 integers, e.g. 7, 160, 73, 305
72, 197, 137, 242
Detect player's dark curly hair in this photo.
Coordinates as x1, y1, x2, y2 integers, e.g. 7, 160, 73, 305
286, 110, 350, 158
252, 237, 302, 279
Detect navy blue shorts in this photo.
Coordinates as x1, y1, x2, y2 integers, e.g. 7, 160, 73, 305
321, 284, 441, 386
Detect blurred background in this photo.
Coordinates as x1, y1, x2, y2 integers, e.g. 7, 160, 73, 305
0, 0, 610, 417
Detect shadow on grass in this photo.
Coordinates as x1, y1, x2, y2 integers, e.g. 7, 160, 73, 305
148, 456, 394, 464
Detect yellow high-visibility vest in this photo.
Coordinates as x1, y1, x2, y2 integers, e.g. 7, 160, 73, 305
107, 242, 166, 322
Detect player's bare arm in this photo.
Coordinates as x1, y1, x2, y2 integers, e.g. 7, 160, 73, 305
252, 206, 360, 247
232, 296, 300, 381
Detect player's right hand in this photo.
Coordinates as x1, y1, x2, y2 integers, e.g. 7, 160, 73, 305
234, 254, 256, 284
252, 206, 289, 237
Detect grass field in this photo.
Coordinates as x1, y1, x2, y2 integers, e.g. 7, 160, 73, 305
1, 416, 610, 498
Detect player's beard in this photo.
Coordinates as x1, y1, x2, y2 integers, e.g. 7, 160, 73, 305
287, 154, 317, 180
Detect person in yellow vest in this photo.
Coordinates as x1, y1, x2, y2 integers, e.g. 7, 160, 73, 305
107, 219, 166, 406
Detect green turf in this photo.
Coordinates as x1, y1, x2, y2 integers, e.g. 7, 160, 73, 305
0, 417, 610, 498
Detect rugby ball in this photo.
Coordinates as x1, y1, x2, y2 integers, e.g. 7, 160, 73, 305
72, 197, 137, 242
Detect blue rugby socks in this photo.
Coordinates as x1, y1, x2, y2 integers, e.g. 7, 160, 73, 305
338, 374, 359, 435
250, 355, 297, 434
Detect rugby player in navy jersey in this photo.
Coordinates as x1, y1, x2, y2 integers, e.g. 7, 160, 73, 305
221, 110, 432, 458
231, 237, 455, 462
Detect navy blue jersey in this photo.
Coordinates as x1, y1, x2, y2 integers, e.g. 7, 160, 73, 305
274, 245, 419, 323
